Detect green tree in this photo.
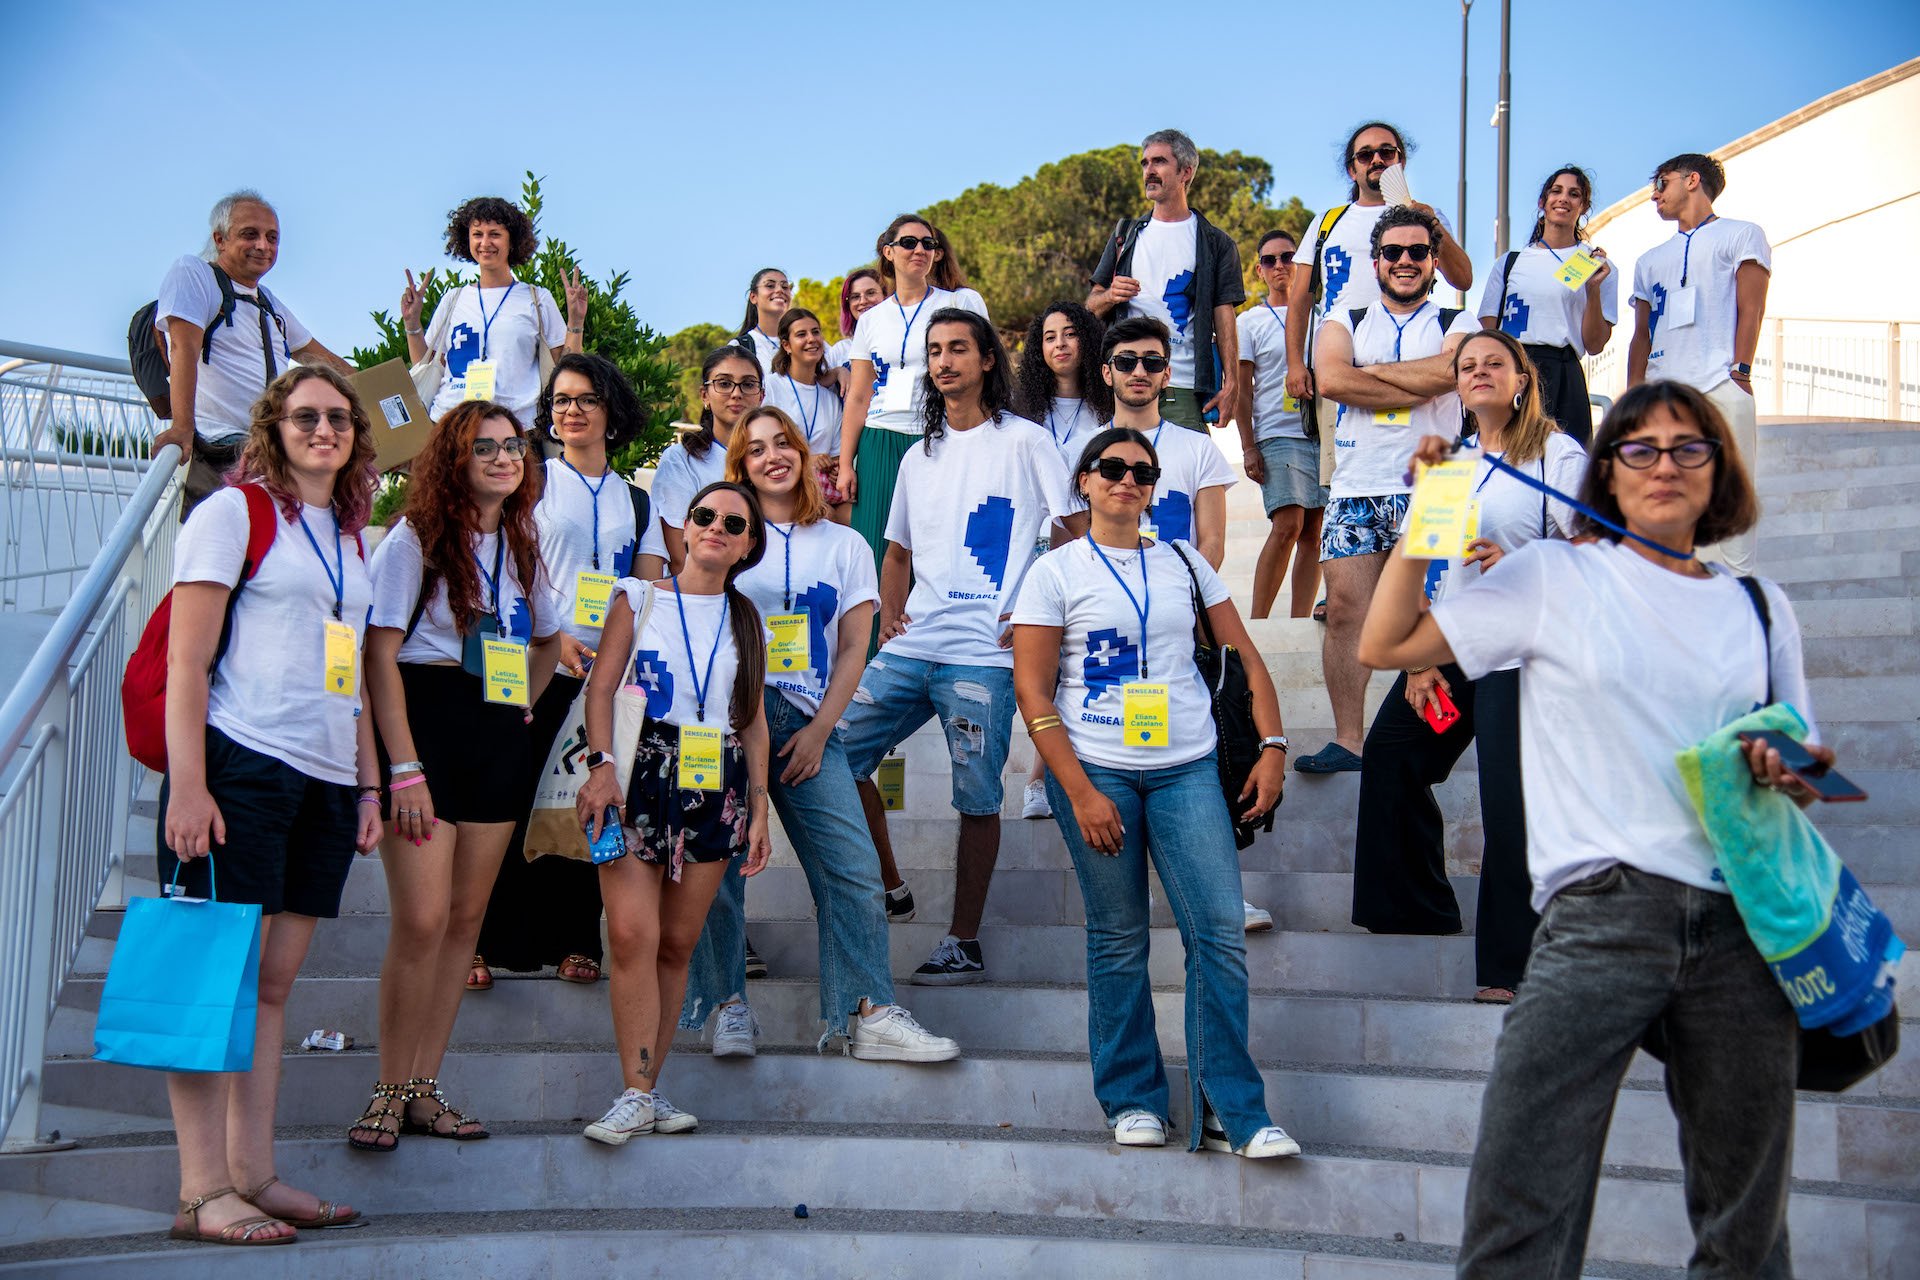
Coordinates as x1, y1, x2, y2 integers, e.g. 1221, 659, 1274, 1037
661, 322, 734, 425
792, 276, 847, 343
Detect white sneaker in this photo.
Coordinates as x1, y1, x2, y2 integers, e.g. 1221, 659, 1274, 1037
1243, 900, 1274, 932
649, 1091, 699, 1134
1113, 1110, 1167, 1147
1200, 1108, 1301, 1159
711, 1001, 758, 1058
849, 1004, 961, 1063
1021, 780, 1052, 819
584, 1087, 654, 1145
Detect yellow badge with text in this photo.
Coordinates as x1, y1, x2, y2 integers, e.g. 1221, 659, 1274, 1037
878, 754, 906, 811
1122, 682, 1171, 748
1461, 500, 1482, 558
1375, 407, 1414, 427
574, 571, 617, 628
481, 637, 530, 706
322, 620, 359, 697
766, 611, 811, 674
1403, 459, 1477, 559
677, 724, 724, 791
1281, 393, 1302, 413
1554, 250, 1602, 291
462, 360, 498, 402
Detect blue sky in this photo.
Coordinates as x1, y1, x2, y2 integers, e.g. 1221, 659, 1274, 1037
4, 1, 1914, 360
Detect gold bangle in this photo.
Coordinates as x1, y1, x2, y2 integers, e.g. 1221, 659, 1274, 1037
1025, 715, 1063, 735
1405, 665, 1433, 676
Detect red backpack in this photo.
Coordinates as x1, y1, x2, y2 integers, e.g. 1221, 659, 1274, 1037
121, 483, 279, 772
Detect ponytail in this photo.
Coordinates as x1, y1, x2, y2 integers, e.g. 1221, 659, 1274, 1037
724, 586, 766, 731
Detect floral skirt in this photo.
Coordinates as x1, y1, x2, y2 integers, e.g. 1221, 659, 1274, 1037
625, 720, 748, 881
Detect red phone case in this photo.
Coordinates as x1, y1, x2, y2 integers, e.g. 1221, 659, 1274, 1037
1422, 683, 1460, 734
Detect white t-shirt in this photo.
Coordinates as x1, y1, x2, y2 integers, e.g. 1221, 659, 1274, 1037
535, 457, 668, 650
155, 256, 313, 441
368, 519, 557, 665
1237, 302, 1305, 441
175, 487, 372, 786
736, 519, 879, 716
425, 282, 566, 424
764, 373, 844, 455
1013, 538, 1230, 770
1302, 203, 1457, 333
1039, 397, 1101, 469
1631, 217, 1772, 392
1325, 303, 1480, 499
649, 435, 733, 530
621, 580, 747, 732
1140, 422, 1236, 544
1432, 539, 1812, 910
882, 413, 1075, 668
1476, 243, 1620, 357
1127, 215, 1201, 390
847, 287, 991, 434
827, 337, 855, 369
734, 328, 780, 372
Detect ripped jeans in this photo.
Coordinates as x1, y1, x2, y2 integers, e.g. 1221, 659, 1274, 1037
838, 655, 1015, 816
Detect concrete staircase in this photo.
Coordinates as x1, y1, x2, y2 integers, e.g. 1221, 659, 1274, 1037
2, 420, 1916, 1277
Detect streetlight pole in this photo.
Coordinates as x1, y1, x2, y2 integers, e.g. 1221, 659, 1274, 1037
1493, 0, 1513, 255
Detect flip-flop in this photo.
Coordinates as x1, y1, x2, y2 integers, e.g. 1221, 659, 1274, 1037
1311, 598, 1328, 622
1293, 743, 1362, 774
1473, 987, 1517, 1005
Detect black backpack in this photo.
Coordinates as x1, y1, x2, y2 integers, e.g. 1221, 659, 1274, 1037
128, 263, 287, 419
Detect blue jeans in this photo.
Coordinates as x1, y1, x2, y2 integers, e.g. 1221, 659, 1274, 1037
839, 654, 1014, 815
1046, 754, 1272, 1151
683, 689, 899, 1032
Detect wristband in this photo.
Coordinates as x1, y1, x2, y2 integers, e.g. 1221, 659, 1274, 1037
388, 761, 424, 777
357, 795, 383, 807
389, 774, 427, 793
567, 325, 585, 334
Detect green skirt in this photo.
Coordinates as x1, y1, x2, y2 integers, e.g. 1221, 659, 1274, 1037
851, 427, 917, 571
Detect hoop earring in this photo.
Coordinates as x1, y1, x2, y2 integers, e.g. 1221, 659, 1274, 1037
549, 424, 561, 441
1512, 390, 1524, 411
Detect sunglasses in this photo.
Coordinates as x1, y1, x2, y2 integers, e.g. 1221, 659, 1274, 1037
1258, 251, 1296, 267
688, 505, 751, 536
284, 408, 354, 433
1087, 457, 1161, 486
551, 393, 603, 412
471, 436, 529, 460
1609, 438, 1720, 470
1107, 352, 1170, 374
889, 235, 939, 252
1376, 243, 1435, 263
1352, 145, 1401, 165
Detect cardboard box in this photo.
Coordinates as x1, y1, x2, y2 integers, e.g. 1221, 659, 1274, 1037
349, 358, 433, 471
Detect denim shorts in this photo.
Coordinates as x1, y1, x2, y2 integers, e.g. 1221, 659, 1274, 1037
1256, 437, 1328, 516
838, 653, 1015, 816
1320, 493, 1411, 561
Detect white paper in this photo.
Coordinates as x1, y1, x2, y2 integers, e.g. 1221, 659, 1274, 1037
1379, 164, 1414, 208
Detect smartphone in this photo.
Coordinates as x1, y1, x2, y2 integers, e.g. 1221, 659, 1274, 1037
1737, 730, 1868, 803
587, 806, 627, 863
1422, 683, 1461, 734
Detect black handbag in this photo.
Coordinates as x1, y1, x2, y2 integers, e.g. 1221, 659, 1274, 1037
1167, 543, 1276, 851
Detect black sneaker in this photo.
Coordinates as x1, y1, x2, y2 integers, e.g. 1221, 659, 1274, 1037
744, 937, 768, 980
885, 883, 917, 923
910, 936, 986, 986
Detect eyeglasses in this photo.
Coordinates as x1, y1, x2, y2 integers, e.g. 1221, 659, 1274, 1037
1106, 352, 1170, 374
687, 505, 750, 536
1088, 457, 1161, 486
471, 437, 529, 460
889, 235, 939, 252
1258, 251, 1296, 267
1609, 438, 1720, 470
284, 408, 354, 433
704, 377, 763, 396
1352, 145, 1401, 165
1376, 243, 1434, 263
551, 393, 604, 412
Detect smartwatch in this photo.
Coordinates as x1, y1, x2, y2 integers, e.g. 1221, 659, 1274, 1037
585, 750, 616, 771
1732, 362, 1753, 376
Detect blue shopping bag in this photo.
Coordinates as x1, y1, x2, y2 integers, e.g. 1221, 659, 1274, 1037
93, 854, 261, 1073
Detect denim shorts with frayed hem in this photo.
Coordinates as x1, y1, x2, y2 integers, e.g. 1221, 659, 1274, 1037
838, 654, 1014, 816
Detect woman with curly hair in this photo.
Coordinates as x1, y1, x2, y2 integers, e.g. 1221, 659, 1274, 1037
348, 401, 564, 1152
470, 355, 668, 990
1014, 301, 1112, 467
399, 194, 588, 427
159, 365, 382, 1243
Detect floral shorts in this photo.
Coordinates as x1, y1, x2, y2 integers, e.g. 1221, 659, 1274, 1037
624, 721, 749, 881
1320, 493, 1411, 562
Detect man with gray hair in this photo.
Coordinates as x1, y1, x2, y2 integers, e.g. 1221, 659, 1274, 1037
1088, 129, 1244, 432
149, 190, 350, 516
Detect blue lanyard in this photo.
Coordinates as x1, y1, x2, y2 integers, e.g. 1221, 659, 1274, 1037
1263, 301, 1286, 330
561, 457, 612, 570
670, 575, 725, 723
1085, 535, 1152, 679
474, 533, 507, 632
1536, 242, 1568, 264
770, 521, 796, 611
1383, 301, 1431, 360
475, 282, 517, 360
1478, 453, 1694, 562
1046, 399, 1084, 445
1678, 214, 1717, 287
893, 290, 934, 368
296, 508, 345, 620
784, 375, 820, 440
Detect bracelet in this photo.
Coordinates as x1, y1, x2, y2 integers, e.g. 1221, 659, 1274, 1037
567, 325, 585, 334
388, 761, 424, 777
404, 326, 423, 336
1405, 665, 1433, 676
356, 795, 383, 807
389, 774, 427, 793
1026, 715, 1064, 735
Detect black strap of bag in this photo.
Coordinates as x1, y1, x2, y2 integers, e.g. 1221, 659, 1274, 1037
1166, 541, 1275, 850
1736, 575, 1775, 705
1494, 250, 1521, 330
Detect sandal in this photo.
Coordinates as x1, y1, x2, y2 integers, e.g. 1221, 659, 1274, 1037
556, 954, 601, 984
242, 1175, 363, 1230
467, 955, 494, 991
347, 1081, 405, 1152
402, 1077, 490, 1140
1473, 986, 1517, 1005
167, 1186, 295, 1246
1312, 597, 1328, 623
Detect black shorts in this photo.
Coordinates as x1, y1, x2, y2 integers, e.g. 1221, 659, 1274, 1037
378, 663, 534, 825
157, 726, 357, 917
625, 720, 748, 880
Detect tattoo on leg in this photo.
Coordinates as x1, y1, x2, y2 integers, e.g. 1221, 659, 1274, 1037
638, 1047, 653, 1081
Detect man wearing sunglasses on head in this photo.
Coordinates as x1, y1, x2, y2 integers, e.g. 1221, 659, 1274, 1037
1086, 129, 1245, 434
1295, 206, 1477, 775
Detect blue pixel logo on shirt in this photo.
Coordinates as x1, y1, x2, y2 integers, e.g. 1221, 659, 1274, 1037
1500, 294, 1530, 337
1082, 627, 1139, 706
506, 597, 533, 642
1647, 282, 1668, 341
630, 649, 675, 719
1149, 490, 1193, 544
794, 581, 839, 681
1323, 246, 1352, 309
446, 324, 480, 378
872, 353, 891, 390
612, 534, 639, 578
1163, 270, 1195, 337
963, 495, 1016, 590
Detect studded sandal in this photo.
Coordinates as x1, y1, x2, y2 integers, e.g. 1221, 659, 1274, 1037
402, 1076, 490, 1140
347, 1081, 405, 1152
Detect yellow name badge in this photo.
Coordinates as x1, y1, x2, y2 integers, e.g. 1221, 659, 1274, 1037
481, 637, 531, 706
322, 620, 359, 697
766, 611, 811, 674
1375, 407, 1414, 427
462, 360, 498, 402
1281, 393, 1302, 413
1122, 682, 1171, 748
574, 571, 617, 628
1403, 459, 1477, 559
878, 754, 906, 811
1555, 249, 1602, 291
1461, 500, 1482, 557
677, 724, 724, 792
